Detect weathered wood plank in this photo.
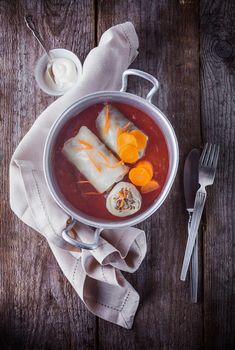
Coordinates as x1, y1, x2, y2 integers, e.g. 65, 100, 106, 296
97, 1, 203, 349
1, 0, 234, 348
200, 1, 235, 349
0, 0, 96, 349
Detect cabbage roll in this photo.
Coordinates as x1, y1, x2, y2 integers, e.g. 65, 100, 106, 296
96, 104, 148, 161
62, 126, 129, 193
106, 182, 142, 217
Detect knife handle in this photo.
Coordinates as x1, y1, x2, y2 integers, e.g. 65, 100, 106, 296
191, 235, 198, 303
181, 189, 206, 281
188, 212, 198, 303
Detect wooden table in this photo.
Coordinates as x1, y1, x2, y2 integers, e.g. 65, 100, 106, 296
1, 1, 234, 349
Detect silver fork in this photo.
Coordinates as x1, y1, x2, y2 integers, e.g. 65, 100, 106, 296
180, 143, 219, 281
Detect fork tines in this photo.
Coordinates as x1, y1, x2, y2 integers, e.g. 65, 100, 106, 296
200, 143, 220, 169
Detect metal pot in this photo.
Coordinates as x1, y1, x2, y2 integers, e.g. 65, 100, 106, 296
43, 69, 179, 250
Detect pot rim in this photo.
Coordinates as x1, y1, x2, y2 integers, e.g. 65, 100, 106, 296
43, 90, 179, 228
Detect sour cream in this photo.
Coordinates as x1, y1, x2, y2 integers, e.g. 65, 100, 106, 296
45, 57, 77, 91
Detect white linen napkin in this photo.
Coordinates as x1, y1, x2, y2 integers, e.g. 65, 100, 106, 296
9, 22, 147, 329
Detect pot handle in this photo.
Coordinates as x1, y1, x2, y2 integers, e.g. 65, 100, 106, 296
120, 69, 159, 103
62, 218, 103, 250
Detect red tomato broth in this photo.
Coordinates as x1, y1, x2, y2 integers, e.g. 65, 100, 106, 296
52, 102, 169, 220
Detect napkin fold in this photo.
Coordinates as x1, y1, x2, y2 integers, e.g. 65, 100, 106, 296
9, 22, 147, 329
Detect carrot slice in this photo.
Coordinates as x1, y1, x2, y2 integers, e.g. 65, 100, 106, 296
136, 160, 153, 178
130, 130, 147, 150
141, 180, 160, 193
119, 144, 139, 163
129, 167, 151, 186
103, 104, 110, 134
117, 132, 138, 149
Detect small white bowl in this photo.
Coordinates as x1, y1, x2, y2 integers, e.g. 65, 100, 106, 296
34, 48, 82, 96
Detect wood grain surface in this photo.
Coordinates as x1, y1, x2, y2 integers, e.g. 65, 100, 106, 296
0, 0, 234, 349
0, 1, 97, 349
200, 1, 235, 349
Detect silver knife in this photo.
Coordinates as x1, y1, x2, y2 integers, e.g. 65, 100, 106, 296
183, 149, 200, 302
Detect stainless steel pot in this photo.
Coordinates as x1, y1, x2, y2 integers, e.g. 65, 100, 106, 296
43, 69, 179, 250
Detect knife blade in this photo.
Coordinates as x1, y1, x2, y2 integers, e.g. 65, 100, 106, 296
184, 149, 200, 210
183, 149, 200, 302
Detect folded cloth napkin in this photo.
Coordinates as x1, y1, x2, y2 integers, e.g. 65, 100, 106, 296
9, 22, 147, 329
